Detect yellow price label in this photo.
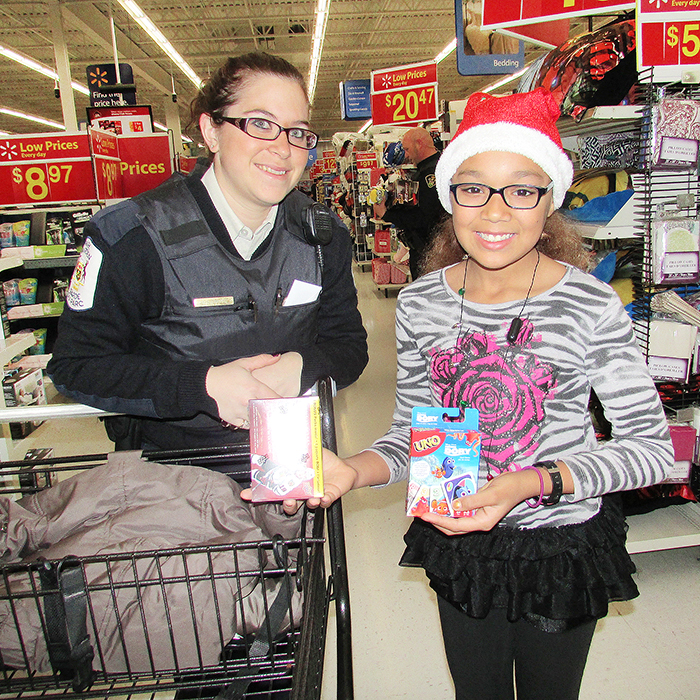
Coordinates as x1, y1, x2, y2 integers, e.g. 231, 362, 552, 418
667, 23, 700, 58
384, 87, 435, 123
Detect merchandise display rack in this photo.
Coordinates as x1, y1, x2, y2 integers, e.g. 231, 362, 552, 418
557, 71, 700, 553
0, 198, 102, 458
627, 71, 700, 552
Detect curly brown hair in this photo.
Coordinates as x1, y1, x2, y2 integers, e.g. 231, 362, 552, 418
420, 210, 592, 276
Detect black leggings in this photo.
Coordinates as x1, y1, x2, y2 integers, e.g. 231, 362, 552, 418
437, 597, 596, 700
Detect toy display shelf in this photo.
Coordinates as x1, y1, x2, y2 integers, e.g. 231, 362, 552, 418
557, 104, 644, 142
1, 255, 78, 271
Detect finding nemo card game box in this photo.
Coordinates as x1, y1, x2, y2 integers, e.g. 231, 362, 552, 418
407, 406, 481, 518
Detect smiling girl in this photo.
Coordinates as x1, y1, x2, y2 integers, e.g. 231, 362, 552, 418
314, 89, 673, 699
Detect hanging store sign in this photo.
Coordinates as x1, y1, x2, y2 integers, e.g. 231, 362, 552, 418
455, 0, 525, 76
636, 0, 700, 81
340, 79, 372, 120
117, 133, 173, 198
323, 150, 338, 172
0, 133, 96, 205
0, 130, 175, 207
86, 63, 136, 107
86, 105, 154, 135
370, 61, 439, 127
306, 148, 318, 170
480, 0, 634, 29
89, 128, 122, 201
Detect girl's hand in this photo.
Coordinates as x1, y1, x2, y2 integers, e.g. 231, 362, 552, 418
306, 448, 360, 508
420, 468, 542, 536
239, 448, 360, 515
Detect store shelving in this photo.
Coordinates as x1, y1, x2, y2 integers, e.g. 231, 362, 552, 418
22, 255, 79, 270
559, 83, 700, 555
0, 334, 36, 370
0, 258, 23, 273
7, 302, 64, 321
557, 104, 644, 142
626, 502, 700, 553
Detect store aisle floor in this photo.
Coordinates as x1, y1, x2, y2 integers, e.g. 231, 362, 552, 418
321, 266, 700, 700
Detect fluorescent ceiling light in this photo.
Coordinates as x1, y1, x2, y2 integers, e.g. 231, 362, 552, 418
308, 0, 330, 103
0, 106, 65, 130
435, 38, 457, 64
117, 0, 203, 89
0, 43, 90, 95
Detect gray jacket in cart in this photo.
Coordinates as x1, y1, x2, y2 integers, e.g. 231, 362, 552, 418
47, 166, 368, 450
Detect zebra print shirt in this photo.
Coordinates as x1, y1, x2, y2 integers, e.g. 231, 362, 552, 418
368, 263, 674, 529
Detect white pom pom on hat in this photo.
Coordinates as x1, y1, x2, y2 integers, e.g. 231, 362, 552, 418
435, 88, 574, 213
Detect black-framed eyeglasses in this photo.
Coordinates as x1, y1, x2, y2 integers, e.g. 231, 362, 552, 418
449, 182, 554, 210
219, 116, 318, 150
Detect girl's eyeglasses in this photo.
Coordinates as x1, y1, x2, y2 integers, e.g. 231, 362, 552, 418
449, 182, 553, 210
219, 116, 319, 150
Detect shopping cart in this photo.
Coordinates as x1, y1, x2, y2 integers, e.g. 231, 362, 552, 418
0, 377, 353, 700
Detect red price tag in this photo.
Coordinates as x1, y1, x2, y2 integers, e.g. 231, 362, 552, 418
94, 156, 123, 200
355, 151, 378, 170
0, 159, 96, 206
641, 21, 700, 66
370, 84, 438, 127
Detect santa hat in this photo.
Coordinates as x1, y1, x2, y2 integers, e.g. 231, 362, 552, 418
435, 88, 573, 213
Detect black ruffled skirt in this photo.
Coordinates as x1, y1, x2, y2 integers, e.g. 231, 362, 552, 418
400, 495, 637, 632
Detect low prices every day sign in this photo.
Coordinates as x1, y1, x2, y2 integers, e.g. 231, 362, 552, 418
637, 0, 700, 77
370, 61, 438, 126
0, 133, 96, 205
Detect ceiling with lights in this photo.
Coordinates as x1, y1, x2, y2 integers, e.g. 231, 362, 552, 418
0, 1, 616, 146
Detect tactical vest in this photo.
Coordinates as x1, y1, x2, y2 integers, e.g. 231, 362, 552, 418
117, 173, 323, 446
133, 174, 321, 363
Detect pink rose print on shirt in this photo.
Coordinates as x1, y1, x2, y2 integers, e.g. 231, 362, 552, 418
430, 322, 556, 472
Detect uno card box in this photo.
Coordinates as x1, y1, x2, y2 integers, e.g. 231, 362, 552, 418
407, 406, 481, 518
249, 396, 324, 502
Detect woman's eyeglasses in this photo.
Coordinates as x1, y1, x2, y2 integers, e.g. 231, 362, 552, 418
449, 182, 553, 210
219, 116, 319, 150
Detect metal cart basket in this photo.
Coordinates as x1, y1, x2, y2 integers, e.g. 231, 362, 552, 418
0, 378, 352, 700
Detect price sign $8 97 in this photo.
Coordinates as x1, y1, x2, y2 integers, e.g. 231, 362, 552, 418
12, 163, 73, 201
